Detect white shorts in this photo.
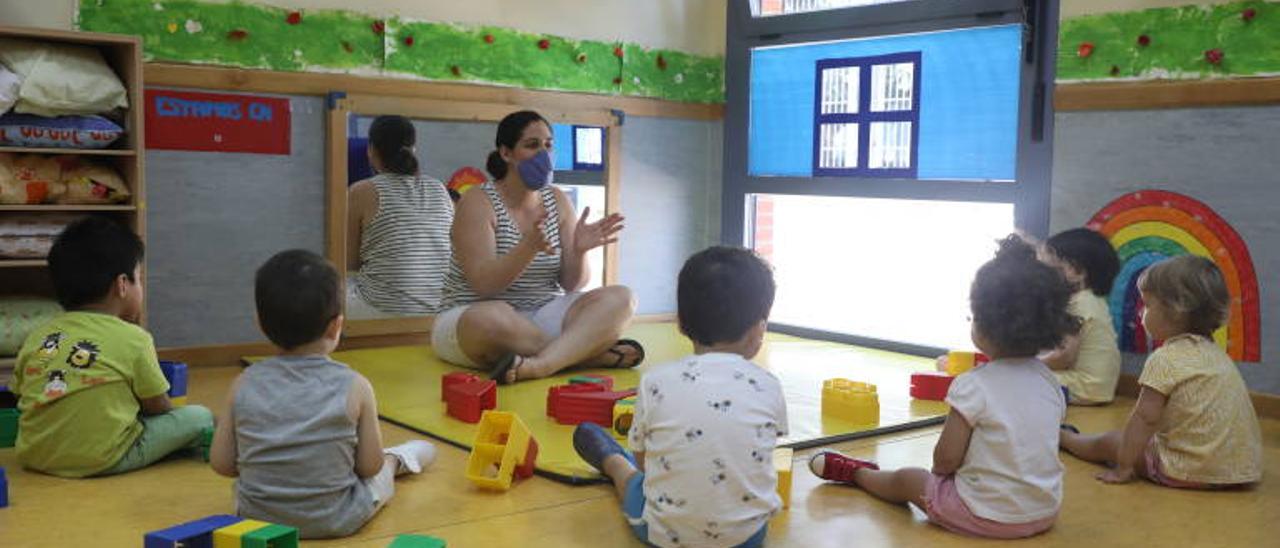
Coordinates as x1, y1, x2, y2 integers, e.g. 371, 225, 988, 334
430, 292, 585, 368
345, 275, 402, 320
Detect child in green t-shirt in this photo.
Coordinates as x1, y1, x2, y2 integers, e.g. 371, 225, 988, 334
12, 217, 213, 477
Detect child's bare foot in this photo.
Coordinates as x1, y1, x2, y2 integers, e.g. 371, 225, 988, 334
385, 440, 437, 475
809, 451, 879, 484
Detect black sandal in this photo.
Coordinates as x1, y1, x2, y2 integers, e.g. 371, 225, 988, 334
489, 353, 523, 385
602, 339, 645, 369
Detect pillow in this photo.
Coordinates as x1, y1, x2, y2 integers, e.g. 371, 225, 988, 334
0, 153, 66, 204
0, 65, 20, 114
0, 38, 129, 117
0, 113, 123, 149
0, 297, 63, 357
57, 161, 130, 204
0, 213, 80, 259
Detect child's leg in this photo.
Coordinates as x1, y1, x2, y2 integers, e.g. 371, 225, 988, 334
98, 405, 214, 475
852, 467, 931, 510
1059, 428, 1121, 464
602, 454, 640, 500
365, 454, 399, 513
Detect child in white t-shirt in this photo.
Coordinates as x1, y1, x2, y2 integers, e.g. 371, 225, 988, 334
574, 246, 786, 548
810, 235, 1077, 539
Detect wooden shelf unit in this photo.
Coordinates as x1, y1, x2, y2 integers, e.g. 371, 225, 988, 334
0, 26, 146, 316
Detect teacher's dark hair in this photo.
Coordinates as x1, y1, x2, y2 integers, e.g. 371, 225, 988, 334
486, 110, 549, 180
369, 115, 419, 175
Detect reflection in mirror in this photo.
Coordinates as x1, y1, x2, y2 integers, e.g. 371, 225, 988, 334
344, 116, 606, 320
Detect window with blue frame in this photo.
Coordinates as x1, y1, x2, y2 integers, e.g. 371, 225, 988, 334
551, 123, 605, 172
812, 52, 920, 178
572, 126, 604, 171
748, 24, 1022, 181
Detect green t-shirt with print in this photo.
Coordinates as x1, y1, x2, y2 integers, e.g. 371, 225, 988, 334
12, 311, 169, 477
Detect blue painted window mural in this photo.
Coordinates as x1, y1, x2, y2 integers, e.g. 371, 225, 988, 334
551, 123, 605, 172
749, 25, 1021, 181
812, 52, 920, 178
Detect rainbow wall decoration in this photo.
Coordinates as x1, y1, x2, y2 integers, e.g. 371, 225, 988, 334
1087, 190, 1260, 362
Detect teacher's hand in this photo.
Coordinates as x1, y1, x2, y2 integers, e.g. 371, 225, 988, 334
519, 207, 555, 255
573, 206, 624, 255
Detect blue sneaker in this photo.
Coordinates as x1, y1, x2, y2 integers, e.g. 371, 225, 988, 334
573, 422, 635, 474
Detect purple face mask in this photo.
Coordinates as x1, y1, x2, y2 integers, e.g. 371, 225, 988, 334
517, 149, 554, 190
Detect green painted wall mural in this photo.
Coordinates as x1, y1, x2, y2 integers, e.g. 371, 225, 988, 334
1058, 1, 1280, 80
75, 0, 1280, 104
76, 0, 724, 103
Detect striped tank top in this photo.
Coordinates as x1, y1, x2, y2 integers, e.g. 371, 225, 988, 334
354, 173, 454, 315
441, 181, 562, 311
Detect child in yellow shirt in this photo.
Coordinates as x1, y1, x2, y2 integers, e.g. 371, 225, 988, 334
12, 217, 213, 477
1060, 255, 1262, 488
1039, 228, 1122, 405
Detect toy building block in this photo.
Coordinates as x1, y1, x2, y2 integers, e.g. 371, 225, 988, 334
612, 397, 635, 439
821, 379, 879, 426
241, 523, 300, 548
159, 360, 189, 406
1, 466, 8, 508
0, 385, 16, 408
388, 534, 447, 547
568, 374, 613, 389
944, 351, 989, 376
465, 411, 537, 490
514, 438, 539, 479
548, 384, 637, 426
444, 378, 497, 424
773, 448, 793, 510
0, 408, 19, 448
441, 372, 483, 400
199, 426, 216, 463
910, 372, 954, 401
546, 382, 606, 418
143, 514, 243, 548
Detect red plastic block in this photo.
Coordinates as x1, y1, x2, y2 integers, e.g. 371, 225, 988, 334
442, 372, 483, 401
549, 387, 637, 426
445, 379, 497, 423
546, 382, 608, 418
910, 372, 954, 401
514, 438, 539, 479
568, 374, 614, 390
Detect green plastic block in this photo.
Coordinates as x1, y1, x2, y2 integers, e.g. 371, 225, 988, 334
241, 523, 299, 548
0, 408, 20, 448
388, 534, 447, 548
568, 375, 607, 385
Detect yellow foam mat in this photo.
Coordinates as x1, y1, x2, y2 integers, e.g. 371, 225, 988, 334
248, 323, 948, 484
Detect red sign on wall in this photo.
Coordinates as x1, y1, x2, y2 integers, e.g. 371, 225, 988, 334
144, 89, 290, 154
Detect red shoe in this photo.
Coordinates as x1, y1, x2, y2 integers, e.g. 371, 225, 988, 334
809, 451, 879, 484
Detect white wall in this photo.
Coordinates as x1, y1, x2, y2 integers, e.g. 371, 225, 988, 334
0, 0, 726, 56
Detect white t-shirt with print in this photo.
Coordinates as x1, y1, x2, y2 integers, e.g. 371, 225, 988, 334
946, 358, 1065, 523
628, 352, 788, 548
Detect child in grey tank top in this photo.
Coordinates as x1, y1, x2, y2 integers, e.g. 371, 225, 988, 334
210, 250, 438, 538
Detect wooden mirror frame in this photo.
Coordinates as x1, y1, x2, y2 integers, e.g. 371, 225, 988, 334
325, 94, 623, 338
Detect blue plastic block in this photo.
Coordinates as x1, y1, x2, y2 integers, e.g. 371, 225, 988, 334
159, 361, 189, 398
143, 514, 243, 548
1, 466, 9, 508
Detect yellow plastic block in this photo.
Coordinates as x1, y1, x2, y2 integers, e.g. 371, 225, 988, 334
465, 410, 533, 491
171, 396, 188, 407
821, 379, 879, 426
612, 397, 635, 439
945, 351, 977, 376
212, 519, 270, 548
773, 447, 793, 510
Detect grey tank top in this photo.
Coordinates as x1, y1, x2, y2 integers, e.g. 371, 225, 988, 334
355, 173, 454, 315
233, 355, 374, 538
441, 181, 563, 311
